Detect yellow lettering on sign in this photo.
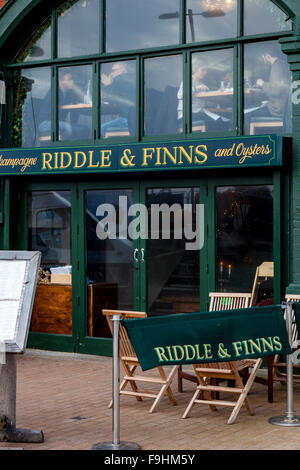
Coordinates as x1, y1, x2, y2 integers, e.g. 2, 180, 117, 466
100, 150, 112, 168
183, 345, 196, 361
142, 148, 155, 166
194, 145, 208, 164
42, 153, 53, 170
87, 150, 99, 168
74, 151, 87, 169
154, 347, 169, 362
60, 152, 72, 169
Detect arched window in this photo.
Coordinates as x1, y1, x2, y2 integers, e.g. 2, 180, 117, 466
8, 0, 293, 147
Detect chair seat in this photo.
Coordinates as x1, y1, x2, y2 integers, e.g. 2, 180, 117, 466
105, 128, 130, 137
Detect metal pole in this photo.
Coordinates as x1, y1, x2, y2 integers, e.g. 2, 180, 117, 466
269, 302, 300, 426
112, 314, 120, 446
92, 315, 140, 450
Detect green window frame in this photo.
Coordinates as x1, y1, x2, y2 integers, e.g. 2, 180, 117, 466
2, 0, 294, 148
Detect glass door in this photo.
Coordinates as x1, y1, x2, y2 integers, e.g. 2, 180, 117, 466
139, 181, 208, 316
76, 181, 141, 354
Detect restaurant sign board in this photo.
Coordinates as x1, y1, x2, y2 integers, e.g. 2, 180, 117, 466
0, 134, 283, 176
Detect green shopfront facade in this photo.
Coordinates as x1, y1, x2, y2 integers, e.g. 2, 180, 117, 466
0, 0, 299, 356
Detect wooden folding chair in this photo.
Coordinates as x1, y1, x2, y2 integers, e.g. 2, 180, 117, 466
271, 294, 300, 391
102, 309, 178, 413
209, 292, 251, 311
182, 358, 262, 424
250, 261, 274, 307
178, 292, 251, 392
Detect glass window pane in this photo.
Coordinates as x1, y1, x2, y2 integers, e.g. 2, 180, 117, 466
191, 49, 233, 134
57, 0, 99, 58
28, 190, 72, 335
216, 185, 274, 305
101, 60, 136, 139
244, 41, 292, 135
58, 65, 92, 141
13, 67, 51, 147
106, 0, 180, 52
244, 0, 292, 36
16, 17, 51, 63
186, 0, 237, 43
145, 55, 182, 136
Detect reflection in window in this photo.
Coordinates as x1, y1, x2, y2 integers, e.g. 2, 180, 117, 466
28, 191, 72, 268
106, 0, 180, 52
186, 0, 237, 43
216, 185, 273, 304
58, 65, 92, 141
100, 60, 136, 138
145, 55, 182, 136
28, 191, 72, 335
57, 0, 99, 58
190, 49, 233, 133
244, 0, 292, 36
16, 17, 51, 63
244, 41, 292, 135
13, 67, 51, 147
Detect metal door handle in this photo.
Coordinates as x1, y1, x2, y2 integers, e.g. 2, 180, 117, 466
141, 248, 145, 263
134, 248, 139, 263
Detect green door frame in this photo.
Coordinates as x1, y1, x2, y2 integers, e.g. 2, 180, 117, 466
15, 169, 280, 356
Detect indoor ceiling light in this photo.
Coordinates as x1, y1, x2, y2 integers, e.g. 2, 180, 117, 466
201, 0, 236, 12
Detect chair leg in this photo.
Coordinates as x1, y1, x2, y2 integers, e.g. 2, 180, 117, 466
149, 366, 178, 413
182, 387, 202, 419
227, 359, 262, 425
178, 365, 183, 393
267, 356, 274, 403
108, 364, 142, 408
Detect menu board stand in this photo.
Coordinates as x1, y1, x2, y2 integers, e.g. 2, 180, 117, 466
0, 251, 43, 443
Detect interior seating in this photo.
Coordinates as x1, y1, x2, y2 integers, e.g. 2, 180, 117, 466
249, 116, 283, 135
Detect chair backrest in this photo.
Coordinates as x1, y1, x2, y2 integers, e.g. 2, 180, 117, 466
285, 295, 300, 345
250, 261, 274, 306
286, 294, 300, 303
102, 309, 147, 358
209, 292, 251, 311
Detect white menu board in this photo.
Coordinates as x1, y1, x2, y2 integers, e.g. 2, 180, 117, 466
0, 252, 41, 352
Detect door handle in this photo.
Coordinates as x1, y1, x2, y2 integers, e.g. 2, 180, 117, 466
141, 248, 145, 263
134, 248, 139, 263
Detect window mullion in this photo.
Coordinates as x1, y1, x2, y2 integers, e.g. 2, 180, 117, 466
93, 62, 99, 141
100, 0, 105, 54
180, 0, 186, 45
184, 51, 190, 135
236, 43, 243, 136
238, 0, 244, 38
52, 66, 57, 142
51, 8, 57, 60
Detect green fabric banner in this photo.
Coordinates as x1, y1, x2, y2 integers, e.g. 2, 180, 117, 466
294, 302, 300, 333
123, 305, 292, 371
